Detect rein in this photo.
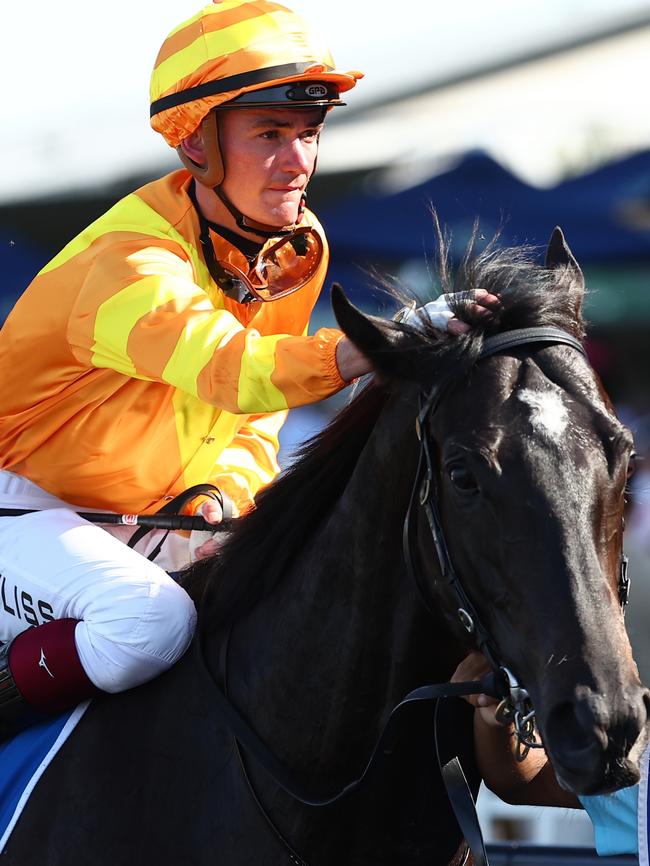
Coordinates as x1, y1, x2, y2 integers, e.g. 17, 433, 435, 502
201, 630, 501, 805
200, 326, 628, 866
199, 628, 498, 866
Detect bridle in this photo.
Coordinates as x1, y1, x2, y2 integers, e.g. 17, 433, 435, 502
199, 326, 631, 866
403, 325, 630, 760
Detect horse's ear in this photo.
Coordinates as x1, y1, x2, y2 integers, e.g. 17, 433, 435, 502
331, 283, 418, 379
545, 227, 585, 292
545, 227, 585, 322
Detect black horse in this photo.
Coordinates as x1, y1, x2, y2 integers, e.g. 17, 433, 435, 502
1, 228, 647, 866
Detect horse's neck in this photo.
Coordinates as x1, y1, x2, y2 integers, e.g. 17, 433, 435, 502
218, 393, 460, 775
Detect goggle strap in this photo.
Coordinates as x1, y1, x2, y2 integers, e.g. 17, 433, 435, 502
188, 182, 322, 303
296, 192, 306, 224
189, 181, 256, 304
150, 62, 332, 117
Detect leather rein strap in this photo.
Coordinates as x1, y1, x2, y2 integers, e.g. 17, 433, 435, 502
200, 633, 499, 866
202, 629, 500, 806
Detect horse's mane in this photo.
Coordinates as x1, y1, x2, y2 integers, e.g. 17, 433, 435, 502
184, 225, 586, 629
183, 380, 389, 627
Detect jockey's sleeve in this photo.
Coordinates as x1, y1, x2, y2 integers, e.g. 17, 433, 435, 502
67, 244, 346, 415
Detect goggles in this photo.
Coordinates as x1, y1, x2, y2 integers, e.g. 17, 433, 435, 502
190, 181, 323, 304
212, 227, 324, 304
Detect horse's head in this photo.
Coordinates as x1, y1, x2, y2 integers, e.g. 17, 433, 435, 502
333, 226, 649, 796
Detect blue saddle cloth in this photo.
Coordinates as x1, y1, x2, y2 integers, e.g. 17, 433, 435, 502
0, 703, 88, 851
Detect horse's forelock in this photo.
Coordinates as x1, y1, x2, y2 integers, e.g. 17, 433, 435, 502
448, 235, 586, 340
391, 230, 587, 391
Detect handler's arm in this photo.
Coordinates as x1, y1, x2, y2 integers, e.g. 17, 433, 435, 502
473, 708, 580, 807
453, 651, 579, 807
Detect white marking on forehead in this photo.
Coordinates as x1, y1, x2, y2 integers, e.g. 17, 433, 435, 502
517, 387, 569, 442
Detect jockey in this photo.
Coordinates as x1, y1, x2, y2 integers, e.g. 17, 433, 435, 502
0, 0, 493, 737
0, 0, 370, 737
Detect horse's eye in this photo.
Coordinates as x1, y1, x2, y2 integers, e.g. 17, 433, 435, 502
449, 465, 479, 493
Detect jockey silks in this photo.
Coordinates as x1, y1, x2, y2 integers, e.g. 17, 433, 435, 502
0, 170, 344, 517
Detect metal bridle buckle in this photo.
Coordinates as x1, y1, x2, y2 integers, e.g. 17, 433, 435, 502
494, 666, 543, 761
457, 608, 475, 634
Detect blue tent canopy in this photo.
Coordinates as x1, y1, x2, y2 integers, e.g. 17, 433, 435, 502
0, 231, 46, 321
319, 149, 650, 266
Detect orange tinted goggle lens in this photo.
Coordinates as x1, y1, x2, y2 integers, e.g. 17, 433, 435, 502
217, 228, 323, 302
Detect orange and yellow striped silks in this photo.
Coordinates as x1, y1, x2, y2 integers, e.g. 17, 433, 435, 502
0, 170, 345, 516
150, 0, 362, 147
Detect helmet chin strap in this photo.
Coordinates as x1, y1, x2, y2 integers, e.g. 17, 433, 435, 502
212, 184, 306, 240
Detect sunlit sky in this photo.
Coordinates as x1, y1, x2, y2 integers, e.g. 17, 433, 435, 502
2, 0, 649, 201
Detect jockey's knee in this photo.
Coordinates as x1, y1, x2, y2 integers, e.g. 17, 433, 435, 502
75, 572, 197, 693
0, 508, 198, 695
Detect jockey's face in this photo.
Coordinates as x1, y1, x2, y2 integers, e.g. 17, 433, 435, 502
218, 107, 324, 228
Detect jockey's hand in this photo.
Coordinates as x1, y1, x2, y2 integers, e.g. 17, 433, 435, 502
192, 499, 224, 560
336, 290, 500, 382
201, 499, 223, 525
403, 289, 500, 335
451, 650, 504, 728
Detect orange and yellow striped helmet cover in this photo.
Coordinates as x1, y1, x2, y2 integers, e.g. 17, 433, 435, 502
150, 0, 363, 148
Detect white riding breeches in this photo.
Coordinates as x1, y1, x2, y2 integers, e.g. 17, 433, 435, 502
0, 471, 197, 693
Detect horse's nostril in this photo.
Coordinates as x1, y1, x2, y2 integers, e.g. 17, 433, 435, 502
642, 689, 650, 724
544, 688, 650, 793
545, 700, 607, 772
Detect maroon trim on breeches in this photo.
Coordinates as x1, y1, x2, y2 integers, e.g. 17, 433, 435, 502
9, 619, 102, 713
